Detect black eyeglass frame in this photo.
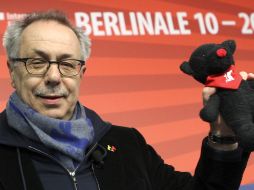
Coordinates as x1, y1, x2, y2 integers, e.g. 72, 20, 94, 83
10, 57, 86, 77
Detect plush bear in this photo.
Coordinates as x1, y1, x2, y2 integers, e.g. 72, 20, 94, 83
180, 40, 254, 151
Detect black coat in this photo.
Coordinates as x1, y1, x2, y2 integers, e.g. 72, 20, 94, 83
0, 107, 250, 190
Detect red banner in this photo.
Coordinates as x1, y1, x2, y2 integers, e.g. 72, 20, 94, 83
0, 0, 253, 185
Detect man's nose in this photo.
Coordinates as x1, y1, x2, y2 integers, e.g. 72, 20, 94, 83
44, 64, 61, 85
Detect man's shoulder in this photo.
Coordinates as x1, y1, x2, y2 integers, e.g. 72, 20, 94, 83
83, 105, 145, 142
107, 125, 137, 139
100, 124, 146, 149
0, 110, 6, 123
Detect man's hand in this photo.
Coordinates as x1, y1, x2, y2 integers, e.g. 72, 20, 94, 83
203, 72, 254, 150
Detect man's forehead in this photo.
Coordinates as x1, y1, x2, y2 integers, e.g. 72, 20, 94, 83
19, 20, 81, 58
20, 20, 78, 45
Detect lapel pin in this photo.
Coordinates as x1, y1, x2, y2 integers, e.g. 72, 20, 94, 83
107, 145, 117, 152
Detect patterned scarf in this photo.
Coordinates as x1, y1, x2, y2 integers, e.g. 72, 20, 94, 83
6, 92, 94, 161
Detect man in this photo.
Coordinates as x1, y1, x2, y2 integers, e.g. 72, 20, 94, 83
0, 10, 250, 190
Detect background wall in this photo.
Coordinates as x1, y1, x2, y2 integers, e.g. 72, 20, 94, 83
0, 0, 253, 186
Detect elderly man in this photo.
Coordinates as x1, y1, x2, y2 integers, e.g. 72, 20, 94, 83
0, 10, 250, 190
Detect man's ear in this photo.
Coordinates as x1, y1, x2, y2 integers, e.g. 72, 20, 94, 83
222, 40, 236, 54
80, 65, 86, 78
7, 61, 12, 71
7, 61, 16, 88
180, 61, 193, 75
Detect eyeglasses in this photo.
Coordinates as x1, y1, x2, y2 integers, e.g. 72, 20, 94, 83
11, 58, 85, 77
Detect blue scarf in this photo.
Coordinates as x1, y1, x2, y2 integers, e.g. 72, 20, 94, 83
6, 92, 94, 162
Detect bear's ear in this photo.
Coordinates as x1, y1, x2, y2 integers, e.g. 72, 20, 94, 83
180, 61, 193, 75
222, 40, 236, 54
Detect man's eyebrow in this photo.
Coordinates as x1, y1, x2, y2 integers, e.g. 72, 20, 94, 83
33, 49, 50, 59
57, 54, 73, 60
32, 49, 73, 60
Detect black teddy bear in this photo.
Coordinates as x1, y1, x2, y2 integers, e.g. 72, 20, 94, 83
180, 40, 254, 151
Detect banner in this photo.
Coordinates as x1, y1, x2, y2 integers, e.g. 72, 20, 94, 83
0, 0, 253, 187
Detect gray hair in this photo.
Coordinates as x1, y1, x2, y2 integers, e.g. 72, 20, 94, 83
2, 10, 91, 61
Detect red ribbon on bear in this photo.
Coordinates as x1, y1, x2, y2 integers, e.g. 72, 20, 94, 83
205, 65, 242, 89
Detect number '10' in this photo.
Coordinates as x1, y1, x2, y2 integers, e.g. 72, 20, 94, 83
194, 13, 219, 34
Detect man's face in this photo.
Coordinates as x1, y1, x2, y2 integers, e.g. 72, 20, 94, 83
9, 21, 85, 120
